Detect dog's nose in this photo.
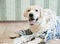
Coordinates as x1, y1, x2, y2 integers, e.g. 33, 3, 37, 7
29, 13, 33, 17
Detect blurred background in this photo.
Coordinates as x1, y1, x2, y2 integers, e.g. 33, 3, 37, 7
0, 0, 60, 44
0, 0, 60, 20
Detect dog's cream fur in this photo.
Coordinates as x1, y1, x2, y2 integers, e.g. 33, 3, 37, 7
12, 6, 59, 44
24, 6, 57, 33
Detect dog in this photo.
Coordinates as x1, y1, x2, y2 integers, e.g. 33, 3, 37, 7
11, 6, 60, 44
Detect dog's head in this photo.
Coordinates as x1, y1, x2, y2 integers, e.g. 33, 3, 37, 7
24, 6, 44, 25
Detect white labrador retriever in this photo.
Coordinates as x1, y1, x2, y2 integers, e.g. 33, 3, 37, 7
12, 6, 60, 44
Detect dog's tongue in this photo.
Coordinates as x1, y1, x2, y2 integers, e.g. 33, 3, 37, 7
29, 20, 36, 25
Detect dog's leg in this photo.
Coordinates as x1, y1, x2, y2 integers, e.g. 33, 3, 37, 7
9, 33, 21, 39
26, 38, 43, 44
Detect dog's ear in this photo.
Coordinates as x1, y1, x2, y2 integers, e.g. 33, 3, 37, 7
39, 7, 44, 18
24, 10, 28, 19
24, 8, 30, 19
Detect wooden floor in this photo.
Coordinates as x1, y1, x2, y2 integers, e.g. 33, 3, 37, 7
0, 21, 60, 44
46, 39, 60, 44
0, 21, 29, 44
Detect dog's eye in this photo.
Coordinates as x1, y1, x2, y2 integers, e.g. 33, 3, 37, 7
28, 10, 30, 12
35, 10, 38, 12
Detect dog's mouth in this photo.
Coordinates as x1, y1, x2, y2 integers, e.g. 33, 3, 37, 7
29, 18, 39, 25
